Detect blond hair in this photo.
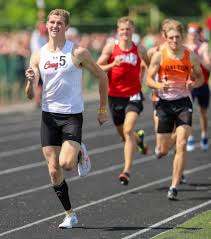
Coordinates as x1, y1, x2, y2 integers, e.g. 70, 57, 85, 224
47, 9, 70, 26
163, 19, 184, 37
117, 16, 134, 28
161, 18, 173, 32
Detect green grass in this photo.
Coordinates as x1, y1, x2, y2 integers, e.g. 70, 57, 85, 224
153, 210, 211, 239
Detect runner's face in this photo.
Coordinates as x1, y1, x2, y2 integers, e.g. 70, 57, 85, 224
166, 29, 183, 51
187, 31, 199, 42
47, 15, 68, 39
117, 22, 134, 41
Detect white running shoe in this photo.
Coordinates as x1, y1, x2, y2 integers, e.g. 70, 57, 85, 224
58, 213, 78, 229
78, 142, 91, 177
186, 135, 195, 152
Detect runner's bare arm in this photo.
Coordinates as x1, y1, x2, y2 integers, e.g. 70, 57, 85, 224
77, 47, 108, 125
147, 47, 157, 62
198, 43, 211, 71
140, 60, 148, 83
189, 52, 204, 88
25, 51, 40, 99
146, 52, 163, 89
139, 45, 150, 66
97, 42, 117, 71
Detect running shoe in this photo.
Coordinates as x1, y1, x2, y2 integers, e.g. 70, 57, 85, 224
167, 187, 178, 200
154, 146, 162, 159
119, 172, 130, 185
186, 135, 195, 152
180, 174, 187, 184
78, 143, 91, 177
136, 130, 148, 154
59, 212, 78, 229
200, 137, 209, 151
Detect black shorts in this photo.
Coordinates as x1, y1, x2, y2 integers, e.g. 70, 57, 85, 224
41, 111, 83, 147
152, 100, 159, 110
108, 92, 144, 126
156, 97, 193, 133
191, 84, 210, 109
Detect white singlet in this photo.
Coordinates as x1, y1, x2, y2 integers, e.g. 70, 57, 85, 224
39, 40, 84, 114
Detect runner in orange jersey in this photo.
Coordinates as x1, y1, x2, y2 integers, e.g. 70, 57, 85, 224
146, 19, 204, 200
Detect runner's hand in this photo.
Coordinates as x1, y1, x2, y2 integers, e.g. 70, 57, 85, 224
25, 67, 35, 83
186, 79, 195, 91
159, 81, 171, 92
97, 111, 108, 126
113, 56, 122, 66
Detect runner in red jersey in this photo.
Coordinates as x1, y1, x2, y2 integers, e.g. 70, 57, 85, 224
107, 41, 142, 97
185, 22, 211, 151
97, 16, 149, 185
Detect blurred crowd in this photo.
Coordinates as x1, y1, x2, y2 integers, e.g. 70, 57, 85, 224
0, 26, 110, 60
0, 20, 210, 105
1, 21, 210, 62
1, 20, 210, 62
0, 24, 110, 104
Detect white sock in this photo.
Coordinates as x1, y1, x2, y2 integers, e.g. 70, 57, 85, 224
188, 135, 194, 141
201, 132, 207, 139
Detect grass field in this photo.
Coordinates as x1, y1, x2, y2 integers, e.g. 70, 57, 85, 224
153, 210, 211, 239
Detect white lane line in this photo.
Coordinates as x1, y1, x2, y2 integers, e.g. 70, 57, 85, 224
0, 118, 205, 157
0, 153, 152, 200
0, 122, 40, 133
0, 135, 156, 175
0, 145, 41, 158
0, 132, 39, 143
0, 115, 113, 137
0, 129, 117, 159
0, 118, 156, 143
0, 123, 113, 143
121, 200, 211, 239
0, 126, 123, 158
0, 143, 123, 175
0, 115, 40, 126
0, 122, 114, 142
0, 162, 211, 237
0, 141, 207, 199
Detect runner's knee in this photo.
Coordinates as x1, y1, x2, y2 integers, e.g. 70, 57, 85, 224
48, 167, 62, 185
123, 128, 134, 139
60, 160, 75, 171
176, 139, 187, 152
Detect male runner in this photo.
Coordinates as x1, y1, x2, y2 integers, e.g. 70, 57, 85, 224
146, 19, 204, 200
97, 16, 149, 185
25, 9, 108, 228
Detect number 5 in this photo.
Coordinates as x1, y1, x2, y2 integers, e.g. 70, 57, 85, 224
59, 56, 66, 66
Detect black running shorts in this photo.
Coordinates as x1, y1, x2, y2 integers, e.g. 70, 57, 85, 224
41, 111, 83, 147
191, 84, 210, 109
108, 92, 144, 126
156, 97, 193, 133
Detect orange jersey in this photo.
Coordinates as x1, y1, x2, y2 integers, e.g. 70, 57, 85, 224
158, 48, 192, 100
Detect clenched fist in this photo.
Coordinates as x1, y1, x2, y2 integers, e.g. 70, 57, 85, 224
25, 67, 35, 83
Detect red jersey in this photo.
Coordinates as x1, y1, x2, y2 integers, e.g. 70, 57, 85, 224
192, 44, 210, 85
200, 65, 210, 85
107, 42, 141, 97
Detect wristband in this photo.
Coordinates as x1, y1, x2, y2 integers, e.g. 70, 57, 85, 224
98, 107, 107, 113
